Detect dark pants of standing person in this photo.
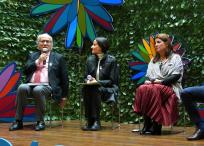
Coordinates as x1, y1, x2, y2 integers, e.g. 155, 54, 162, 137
181, 85, 204, 129
83, 85, 102, 124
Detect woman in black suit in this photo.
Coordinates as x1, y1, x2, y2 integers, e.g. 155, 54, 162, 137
82, 37, 119, 131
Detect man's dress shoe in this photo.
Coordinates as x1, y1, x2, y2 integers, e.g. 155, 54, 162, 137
9, 120, 23, 131
187, 129, 204, 140
35, 121, 45, 131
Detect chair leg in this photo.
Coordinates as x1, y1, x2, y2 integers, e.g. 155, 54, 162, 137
170, 124, 173, 133
132, 115, 141, 133
80, 97, 83, 127
49, 101, 52, 128
136, 115, 141, 132
47, 99, 64, 128
183, 106, 186, 133
61, 107, 64, 128
111, 104, 114, 129
138, 115, 141, 132
111, 102, 120, 129
118, 101, 121, 129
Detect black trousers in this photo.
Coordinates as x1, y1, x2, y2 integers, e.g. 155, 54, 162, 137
181, 85, 204, 126
83, 85, 102, 121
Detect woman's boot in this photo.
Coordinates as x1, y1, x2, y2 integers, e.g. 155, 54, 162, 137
152, 121, 162, 135
90, 120, 101, 131
140, 116, 153, 135
82, 118, 94, 131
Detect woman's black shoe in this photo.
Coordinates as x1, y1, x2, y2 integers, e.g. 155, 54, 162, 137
81, 124, 92, 131
90, 121, 101, 131
82, 119, 94, 131
140, 128, 152, 135
151, 121, 162, 135
35, 121, 45, 131
140, 116, 153, 135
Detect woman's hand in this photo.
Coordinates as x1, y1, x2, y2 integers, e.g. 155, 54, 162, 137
87, 77, 98, 84
153, 79, 162, 84
90, 78, 98, 83
144, 80, 152, 84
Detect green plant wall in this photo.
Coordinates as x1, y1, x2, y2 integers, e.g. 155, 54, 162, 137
0, 0, 203, 124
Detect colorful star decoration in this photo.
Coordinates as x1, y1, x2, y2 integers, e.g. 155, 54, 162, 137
31, 0, 124, 49
0, 62, 35, 122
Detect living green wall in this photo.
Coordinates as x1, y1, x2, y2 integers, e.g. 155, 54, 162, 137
0, 0, 203, 124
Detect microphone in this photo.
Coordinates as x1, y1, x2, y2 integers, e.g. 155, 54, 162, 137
42, 48, 49, 53
43, 60, 46, 65
42, 48, 49, 65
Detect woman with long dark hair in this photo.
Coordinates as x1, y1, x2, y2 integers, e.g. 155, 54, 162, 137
82, 37, 119, 131
134, 33, 183, 135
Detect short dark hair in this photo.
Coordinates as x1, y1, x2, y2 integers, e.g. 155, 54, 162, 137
95, 37, 109, 53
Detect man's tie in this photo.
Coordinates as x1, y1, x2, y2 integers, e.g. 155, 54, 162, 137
33, 62, 43, 83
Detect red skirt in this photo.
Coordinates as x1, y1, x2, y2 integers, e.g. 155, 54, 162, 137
134, 84, 179, 126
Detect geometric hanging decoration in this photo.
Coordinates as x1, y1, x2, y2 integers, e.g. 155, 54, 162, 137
30, 0, 124, 49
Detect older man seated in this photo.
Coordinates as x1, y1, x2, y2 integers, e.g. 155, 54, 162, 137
9, 33, 68, 131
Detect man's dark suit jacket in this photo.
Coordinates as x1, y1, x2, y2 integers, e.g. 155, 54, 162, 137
24, 51, 68, 102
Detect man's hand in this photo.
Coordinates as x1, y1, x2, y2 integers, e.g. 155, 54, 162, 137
60, 97, 67, 109
39, 53, 48, 62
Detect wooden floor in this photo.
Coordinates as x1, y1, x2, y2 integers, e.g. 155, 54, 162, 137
0, 120, 204, 146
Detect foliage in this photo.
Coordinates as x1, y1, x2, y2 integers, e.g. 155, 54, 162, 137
0, 0, 203, 125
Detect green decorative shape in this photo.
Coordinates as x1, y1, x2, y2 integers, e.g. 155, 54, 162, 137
137, 76, 145, 84
140, 51, 150, 62
76, 25, 82, 47
85, 12, 96, 41
132, 51, 145, 62
32, 4, 63, 15
78, 4, 86, 36
41, 0, 72, 4
138, 44, 148, 55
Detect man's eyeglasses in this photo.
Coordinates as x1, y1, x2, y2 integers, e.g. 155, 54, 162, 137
40, 40, 51, 44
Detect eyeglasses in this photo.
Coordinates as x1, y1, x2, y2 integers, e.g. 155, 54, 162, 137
39, 40, 51, 44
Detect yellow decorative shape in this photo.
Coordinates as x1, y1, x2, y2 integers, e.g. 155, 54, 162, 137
150, 36, 156, 57
142, 39, 153, 59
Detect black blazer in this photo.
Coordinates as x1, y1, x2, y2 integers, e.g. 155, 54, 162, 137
24, 51, 69, 102
85, 54, 119, 101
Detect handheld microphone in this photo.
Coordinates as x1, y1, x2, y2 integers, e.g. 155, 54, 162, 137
42, 48, 49, 65
42, 48, 49, 53
43, 60, 46, 65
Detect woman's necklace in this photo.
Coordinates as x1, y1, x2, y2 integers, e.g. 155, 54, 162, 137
159, 57, 168, 70
160, 57, 168, 63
